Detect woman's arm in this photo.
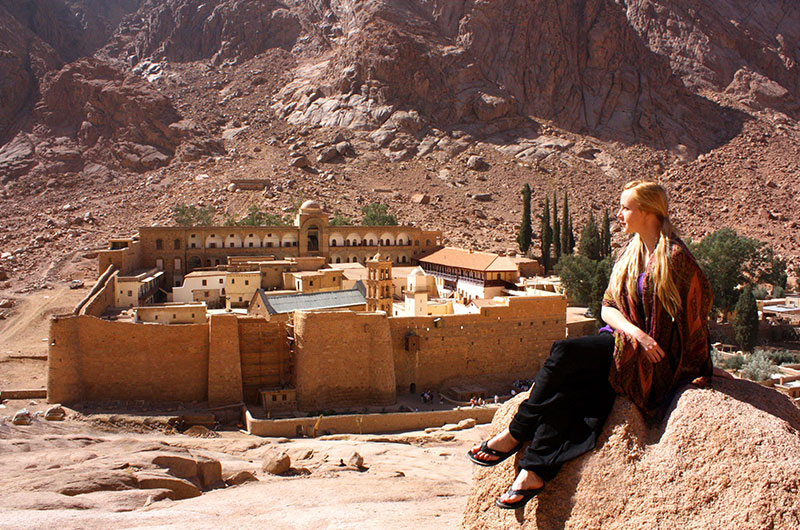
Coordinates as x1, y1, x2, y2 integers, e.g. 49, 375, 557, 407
601, 305, 665, 363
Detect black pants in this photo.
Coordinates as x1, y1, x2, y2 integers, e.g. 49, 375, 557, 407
508, 333, 616, 482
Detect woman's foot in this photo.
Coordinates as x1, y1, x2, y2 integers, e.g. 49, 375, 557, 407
497, 469, 545, 506
468, 428, 521, 465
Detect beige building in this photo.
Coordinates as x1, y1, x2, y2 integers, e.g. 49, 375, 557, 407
172, 270, 227, 308
134, 302, 207, 324
287, 269, 343, 293
418, 248, 520, 302
226, 271, 262, 309
115, 268, 165, 308
97, 200, 442, 289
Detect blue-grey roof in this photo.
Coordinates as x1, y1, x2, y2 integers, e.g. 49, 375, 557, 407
257, 281, 367, 315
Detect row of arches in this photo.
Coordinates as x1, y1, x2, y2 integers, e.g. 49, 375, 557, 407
328, 254, 410, 264
184, 233, 300, 249
328, 232, 411, 247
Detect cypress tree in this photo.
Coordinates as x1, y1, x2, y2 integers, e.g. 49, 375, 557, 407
517, 184, 532, 254
561, 190, 570, 255
733, 286, 759, 352
552, 191, 561, 262
601, 208, 612, 258
579, 211, 602, 261
567, 214, 576, 254
541, 196, 552, 274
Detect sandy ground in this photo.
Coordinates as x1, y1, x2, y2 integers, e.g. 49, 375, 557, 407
0, 287, 491, 529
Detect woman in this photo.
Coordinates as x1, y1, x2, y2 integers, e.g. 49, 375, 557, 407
468, 180, 727, 510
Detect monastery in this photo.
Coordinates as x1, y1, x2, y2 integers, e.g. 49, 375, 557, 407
48, 200, 577, 430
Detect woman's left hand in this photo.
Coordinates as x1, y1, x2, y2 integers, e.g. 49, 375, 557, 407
634, 330, 666, 363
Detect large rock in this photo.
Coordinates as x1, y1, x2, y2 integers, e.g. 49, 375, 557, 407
462, 378, 800, 530
262, 451, 291, 475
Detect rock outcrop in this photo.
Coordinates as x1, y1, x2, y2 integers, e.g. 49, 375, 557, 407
462, 378, 800, 530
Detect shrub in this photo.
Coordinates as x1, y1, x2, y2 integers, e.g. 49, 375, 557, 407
739, 352, 778, 382
722, 354, 745, 371
761, 348, 799, 366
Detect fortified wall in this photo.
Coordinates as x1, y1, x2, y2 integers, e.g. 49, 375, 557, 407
48, 292, 566, 410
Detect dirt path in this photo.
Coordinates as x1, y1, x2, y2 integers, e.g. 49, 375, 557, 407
0, 285, 86, 389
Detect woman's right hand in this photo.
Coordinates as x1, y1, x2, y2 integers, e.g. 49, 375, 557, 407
633, 330, 665, 363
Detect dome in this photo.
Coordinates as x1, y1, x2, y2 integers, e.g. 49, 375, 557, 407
299, 199, 322, 212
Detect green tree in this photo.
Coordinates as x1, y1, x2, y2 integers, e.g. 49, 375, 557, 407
589, 256, 614, 322
601, 208, 612, 258
361, 203, 398, 226
733, 286, 759, 353
330, 212, 354, 226
579, 211, 602, 261
239, 204, 267, 226
554, 254, 596, 305
172, 204, 215, 227
540, 196, 552, 274
552, 191, 561, 262
517, 184, 533, 254
691, 228, 771, 317
567, 214, 576, 254
560, 190, 571, 255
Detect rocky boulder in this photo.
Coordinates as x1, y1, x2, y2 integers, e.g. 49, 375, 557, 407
462, 378, 800, 530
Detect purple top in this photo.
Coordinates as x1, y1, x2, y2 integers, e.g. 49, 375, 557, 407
599, 272, 645, 334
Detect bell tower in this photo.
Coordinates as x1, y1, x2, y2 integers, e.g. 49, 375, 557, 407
366, 252, 393, 313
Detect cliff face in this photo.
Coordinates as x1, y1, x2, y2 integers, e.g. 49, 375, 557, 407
462, 379, 800, 530
0, 0, 799, 288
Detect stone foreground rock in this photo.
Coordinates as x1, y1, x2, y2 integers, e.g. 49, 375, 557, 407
462, 378, 800, 530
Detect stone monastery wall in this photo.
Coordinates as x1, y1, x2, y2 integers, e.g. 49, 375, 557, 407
389, 295, 566, 392
48, 295, 566, 409
80, 270, 118, 317
49, 315, 210, 403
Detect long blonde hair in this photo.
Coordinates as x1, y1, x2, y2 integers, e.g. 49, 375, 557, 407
607, 181, 681, 319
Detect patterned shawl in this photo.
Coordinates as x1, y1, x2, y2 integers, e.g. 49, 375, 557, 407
602, 236, 713, 416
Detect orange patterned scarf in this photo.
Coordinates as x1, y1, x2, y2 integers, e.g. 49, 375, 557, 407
602, 237, 713, 415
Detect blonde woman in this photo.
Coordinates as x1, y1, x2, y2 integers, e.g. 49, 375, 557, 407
468, 181, 727, 510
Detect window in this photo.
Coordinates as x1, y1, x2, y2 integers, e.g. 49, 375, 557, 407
202, 279, 207, 286
155, 239, 163, 250
156, 258, 163, 270
219, 278, 223, 284
244, 280, 249, 286
209, 242, 216, 248
331, 240, 337, 247
309, 281, 314, 286
231, 279, 235, 284
249, 242, 254, 247
154, 315, 158, 320
191, 243, 197, 248
174, 239, 181, 250
174, 258, 182, 271
229, 242, 235, 248
204, 291, 209, 297
172, 314, 176, 319
127, 290, 132, 297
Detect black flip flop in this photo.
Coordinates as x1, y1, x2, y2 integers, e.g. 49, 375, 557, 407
466, 440, 523, 467
495, 485, 545, 510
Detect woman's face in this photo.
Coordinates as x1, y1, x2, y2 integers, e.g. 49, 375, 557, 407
617, 189, 648, 235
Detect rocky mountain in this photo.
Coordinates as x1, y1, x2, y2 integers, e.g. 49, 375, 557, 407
0, 0, 798, 290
